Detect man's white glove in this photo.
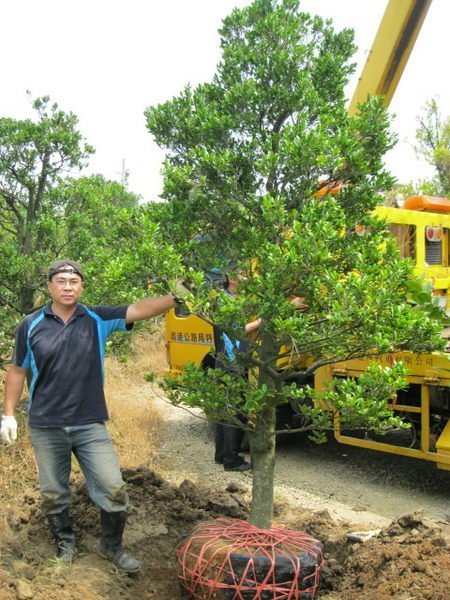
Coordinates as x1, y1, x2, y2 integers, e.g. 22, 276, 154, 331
1, 415, 18, 444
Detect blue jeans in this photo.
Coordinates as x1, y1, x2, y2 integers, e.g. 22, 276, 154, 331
29, 423, 128, 515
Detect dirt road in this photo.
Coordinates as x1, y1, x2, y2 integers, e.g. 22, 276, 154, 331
153, 395, 450, 528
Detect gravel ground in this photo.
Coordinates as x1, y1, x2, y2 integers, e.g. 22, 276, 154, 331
151, 394, 450, 529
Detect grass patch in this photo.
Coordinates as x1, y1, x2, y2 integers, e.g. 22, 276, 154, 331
104, 323, 166, 468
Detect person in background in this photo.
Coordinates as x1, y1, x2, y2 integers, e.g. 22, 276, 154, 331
214, 273, 261, 472
213, 273, 308, 472
0, 259, 184, 572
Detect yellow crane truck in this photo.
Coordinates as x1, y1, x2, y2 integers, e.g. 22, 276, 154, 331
164, 0, 450, 471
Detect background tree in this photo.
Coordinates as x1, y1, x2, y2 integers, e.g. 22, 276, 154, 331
415, 98, 450, 196
55, 176, 183, 307
0, 96, 93, 361
0, 97, 183, 363
146, 0, 444, 528
0, 95, 94, 314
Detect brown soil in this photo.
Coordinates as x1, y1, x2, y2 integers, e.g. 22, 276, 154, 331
0, 466, 449, 600
1, 358, 449, 600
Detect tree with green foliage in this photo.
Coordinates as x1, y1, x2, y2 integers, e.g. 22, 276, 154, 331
146, 0, 444, 528
0, 95, 94, 360
0, 173, 182, 362
0, 96, 182, 363
54, 176, 183, 308
415, 98, 450, 196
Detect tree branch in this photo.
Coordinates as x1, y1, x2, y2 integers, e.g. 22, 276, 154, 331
0, 291, 25, 314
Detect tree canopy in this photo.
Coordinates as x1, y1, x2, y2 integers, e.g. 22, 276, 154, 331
146, 0, 445, 527
146, 0, 395, 270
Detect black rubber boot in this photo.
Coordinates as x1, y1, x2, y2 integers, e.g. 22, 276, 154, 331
47, 509, 77, 565
96, 510, 140, 573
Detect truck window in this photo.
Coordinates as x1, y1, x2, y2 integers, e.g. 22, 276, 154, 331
389, 224, 416, 261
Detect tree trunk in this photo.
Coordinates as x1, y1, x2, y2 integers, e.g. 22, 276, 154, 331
19, 284, 36, 314
247, 329, 280, 529
248, 403, 277, 529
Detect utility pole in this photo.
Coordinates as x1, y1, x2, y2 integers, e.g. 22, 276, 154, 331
120, 158, 129, 187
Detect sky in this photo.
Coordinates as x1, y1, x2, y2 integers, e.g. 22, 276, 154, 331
1, 0, 449, 203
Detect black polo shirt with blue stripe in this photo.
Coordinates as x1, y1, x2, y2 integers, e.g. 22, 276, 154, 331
12, 303, 132, 428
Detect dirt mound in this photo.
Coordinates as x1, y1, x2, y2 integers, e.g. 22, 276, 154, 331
320, 512, 450, 600
0, 466, 448, 599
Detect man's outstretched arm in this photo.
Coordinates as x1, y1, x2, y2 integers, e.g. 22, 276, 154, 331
126, 294, 179, 324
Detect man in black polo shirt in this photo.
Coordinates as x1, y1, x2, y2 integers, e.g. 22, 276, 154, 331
0, 259, 183, 573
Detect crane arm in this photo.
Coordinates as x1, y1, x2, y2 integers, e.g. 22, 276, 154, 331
348, 0, 432, 116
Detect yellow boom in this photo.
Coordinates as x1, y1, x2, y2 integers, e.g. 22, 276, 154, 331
348, 0, 433, 115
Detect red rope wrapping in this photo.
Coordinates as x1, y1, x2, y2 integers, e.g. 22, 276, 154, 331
177, 518, 324, 599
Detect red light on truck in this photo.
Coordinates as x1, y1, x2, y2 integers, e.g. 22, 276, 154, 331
426, 226, 443, 242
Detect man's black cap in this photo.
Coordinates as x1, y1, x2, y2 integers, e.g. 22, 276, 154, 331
48, 259, 84, 281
